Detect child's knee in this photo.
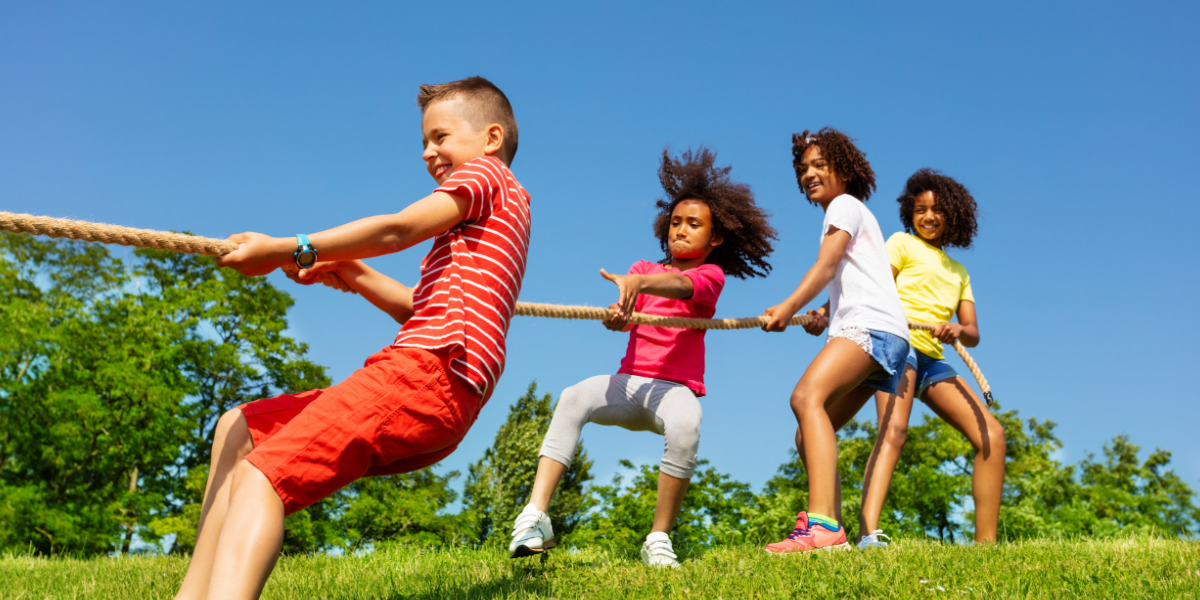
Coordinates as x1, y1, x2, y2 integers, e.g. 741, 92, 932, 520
229, 457, 260, 488
985, 419, 1006, 452
789, 386, 822, 416
214, 408, 253, 458
882, 422, 908, 449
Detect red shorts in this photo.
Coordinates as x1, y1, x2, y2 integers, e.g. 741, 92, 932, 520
240, 346, 481, 515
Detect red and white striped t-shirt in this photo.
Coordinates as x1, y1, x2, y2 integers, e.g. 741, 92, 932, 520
393, 156, 531, 401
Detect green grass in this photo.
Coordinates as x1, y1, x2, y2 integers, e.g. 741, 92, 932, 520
2, 536, 1198, 599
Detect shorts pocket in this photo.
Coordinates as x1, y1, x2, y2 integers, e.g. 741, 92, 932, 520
375, 369, 470, 466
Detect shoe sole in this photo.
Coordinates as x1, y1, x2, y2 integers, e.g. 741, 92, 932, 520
509, 539, 556, 559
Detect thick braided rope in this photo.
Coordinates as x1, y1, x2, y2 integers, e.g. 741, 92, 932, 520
1, 211, 993, 404
0, 211, 236, 256
514, 302, 814, 330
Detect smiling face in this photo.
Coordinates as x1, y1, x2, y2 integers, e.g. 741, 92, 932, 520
797, 145, 848, 205
421, 97, 501, 185
668, 199, 723, 262
911, 190, 946, 246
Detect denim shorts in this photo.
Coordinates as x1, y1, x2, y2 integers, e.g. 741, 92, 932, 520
831, 328, 911, 395
906, 346, 960, 398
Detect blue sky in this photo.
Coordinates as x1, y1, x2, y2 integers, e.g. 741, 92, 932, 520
3, 1, 1199, 495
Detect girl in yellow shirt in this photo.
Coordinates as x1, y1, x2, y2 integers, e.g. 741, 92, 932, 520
855, 169, 1005, 547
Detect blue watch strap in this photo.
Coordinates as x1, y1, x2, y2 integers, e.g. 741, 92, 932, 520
294, 234, 318, 269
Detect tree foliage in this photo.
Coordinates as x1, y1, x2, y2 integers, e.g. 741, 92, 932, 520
571, 459, 755, 554
743, 406, 1200, 543
0, 234, 463, 556
462, 382, 594, 546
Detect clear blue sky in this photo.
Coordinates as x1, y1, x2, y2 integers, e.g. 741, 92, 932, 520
3, 1, 1198, 494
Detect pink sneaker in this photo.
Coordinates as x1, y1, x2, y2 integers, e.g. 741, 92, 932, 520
764, 512, 850, 554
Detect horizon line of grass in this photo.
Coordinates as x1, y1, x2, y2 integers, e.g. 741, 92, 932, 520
2, 534, 1198, 599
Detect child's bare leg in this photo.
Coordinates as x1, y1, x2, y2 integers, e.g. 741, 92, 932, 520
790, 338, 879, 519
921, 378, 1006, 543
651, 472, 690, 533
793, 382, 871, 524
858, 368, 916, 541
203, 460, 285, 600
175, 409, 254, 600
528, 456, 569, 512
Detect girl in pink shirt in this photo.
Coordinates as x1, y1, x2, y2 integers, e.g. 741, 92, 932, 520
508, 148, 776, 567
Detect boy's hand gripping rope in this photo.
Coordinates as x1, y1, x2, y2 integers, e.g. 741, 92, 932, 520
0, 211, 994, 405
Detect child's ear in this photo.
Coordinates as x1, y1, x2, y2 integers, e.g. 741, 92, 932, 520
484, 123, 505, 157
710, 233, 724, 248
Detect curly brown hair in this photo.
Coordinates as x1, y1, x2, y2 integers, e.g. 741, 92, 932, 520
897, 168, 979, 249
652, 147, 777, 279
791, 128, 876, 202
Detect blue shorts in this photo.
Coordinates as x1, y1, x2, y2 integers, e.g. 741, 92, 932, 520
906, 346, 960, 398
847, 329, 911, 396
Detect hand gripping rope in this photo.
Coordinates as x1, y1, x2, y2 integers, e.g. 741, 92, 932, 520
0, 211, 994, 405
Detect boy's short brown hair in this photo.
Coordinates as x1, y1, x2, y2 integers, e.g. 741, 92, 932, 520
417, 76, 519, 164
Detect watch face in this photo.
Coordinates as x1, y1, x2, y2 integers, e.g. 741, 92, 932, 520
297, 250, 317, 268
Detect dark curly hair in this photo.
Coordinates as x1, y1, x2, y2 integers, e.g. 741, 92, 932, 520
791, 128, 876, 202
652, 147, 777, 279
897, 168, 979, 249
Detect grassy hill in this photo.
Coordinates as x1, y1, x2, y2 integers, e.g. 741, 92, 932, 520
2, 535, 1197, 599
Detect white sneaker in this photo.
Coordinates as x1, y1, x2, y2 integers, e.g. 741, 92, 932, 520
641, 531, 680, 568
856, 529, 891, 549
509, 503, 555, 558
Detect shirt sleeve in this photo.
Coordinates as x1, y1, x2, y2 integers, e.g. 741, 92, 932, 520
824, 195, 863, 239
961, 275, 975, 303
627, 260, 652, 275
434, 157, 504, 222
886, 232, 907, 273
683, 264, 725, 308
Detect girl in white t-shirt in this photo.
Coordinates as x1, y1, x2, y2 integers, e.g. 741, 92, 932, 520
761, 128, 911, 553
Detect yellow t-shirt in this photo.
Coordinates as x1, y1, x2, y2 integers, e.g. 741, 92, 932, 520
886, 232, 975, 359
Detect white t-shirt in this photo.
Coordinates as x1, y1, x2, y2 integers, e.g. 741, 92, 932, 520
820, 194, 909, 342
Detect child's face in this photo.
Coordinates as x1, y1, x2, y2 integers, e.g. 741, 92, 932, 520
421, 98, 502, 185
797, 145, 847, 204
668, 199, 723, 260
911, 190, 946, 243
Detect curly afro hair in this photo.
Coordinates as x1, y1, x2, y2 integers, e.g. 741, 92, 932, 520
653, 147, 777, 279
791, 128, 876, 202
897, 168, 979, 249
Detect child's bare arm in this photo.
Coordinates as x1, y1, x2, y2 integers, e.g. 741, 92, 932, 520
216, 191, 470, 276
930, 300, 980, 347
761, 227, 851, 332
286, 260, 415, 324
599, 269, 694, 319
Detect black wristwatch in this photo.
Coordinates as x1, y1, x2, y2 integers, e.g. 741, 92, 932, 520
294, 234, 318, 269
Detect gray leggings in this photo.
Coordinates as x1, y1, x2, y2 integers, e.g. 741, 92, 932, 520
539, 374, 702, 479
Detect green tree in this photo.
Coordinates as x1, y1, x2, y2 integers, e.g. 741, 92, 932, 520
571, 459, 755, 554
0, 234, 192, 554
0, 234, 331, 555
462, 382, 594, 545
744, 404, 1200, 545
337, 468, 469, 552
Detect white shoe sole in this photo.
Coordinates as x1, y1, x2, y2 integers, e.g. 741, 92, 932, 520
510, 539, 556, 559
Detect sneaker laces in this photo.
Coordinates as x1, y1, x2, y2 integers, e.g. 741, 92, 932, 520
645, 537, 677, 559
785, 522, 812, 541
511, 509, 543, 536
865, 529, 891, 542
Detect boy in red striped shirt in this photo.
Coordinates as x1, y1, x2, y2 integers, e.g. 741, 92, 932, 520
176, 76, 530, 600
